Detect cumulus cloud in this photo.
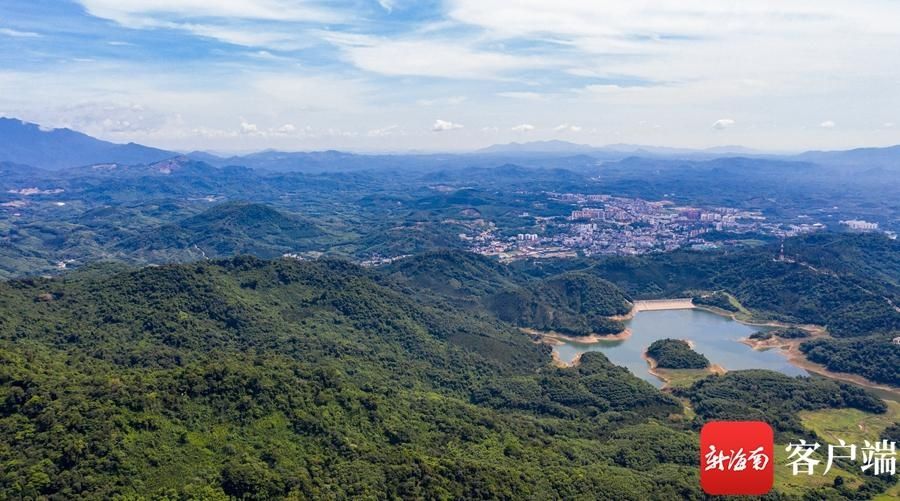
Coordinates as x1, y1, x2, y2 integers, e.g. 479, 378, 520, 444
511, 123, 535, 132
240, 120, 260, 134
554, 123, 582, 132
712, 118, 736, 130
819, 120, 836, 129
433, 119, 463, 131
275, 123, 296, 134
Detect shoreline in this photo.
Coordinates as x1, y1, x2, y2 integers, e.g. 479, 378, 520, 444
537, 297, 898, 396
740, 335, 900, 397
699, 305, 898, 396
524, 327, 632, 347
694, 304, 826, 333
552, 350, 583, 368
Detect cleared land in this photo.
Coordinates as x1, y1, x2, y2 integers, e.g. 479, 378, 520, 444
632, 298, 695, 312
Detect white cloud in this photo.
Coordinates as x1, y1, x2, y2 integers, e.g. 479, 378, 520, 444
712, 118, 736, 130
416, 96, 467, 106
554, 123, 582, 132
884, 122, 896, 128
819, 120, 836, 129
377, 0, 395, 13
511, 123, 535, 132
0, 28, 41, 38
240, 120, 260, 134
77, 0, 341, 26
327, 34, 551, 79
367, 125, 399, 137
276, 123, 296, 134
497, 91, 545, 100
433, 119, 463, 131
177, 24, 312, 49
74, 0, 342, 49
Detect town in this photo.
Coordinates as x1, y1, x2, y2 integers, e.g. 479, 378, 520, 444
466, 192, 828, 261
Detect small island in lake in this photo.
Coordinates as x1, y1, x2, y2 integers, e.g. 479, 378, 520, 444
646, 339, 710, 369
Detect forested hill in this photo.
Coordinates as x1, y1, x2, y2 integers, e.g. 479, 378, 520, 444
116, 202, 327, 260
0, 256, 684, 499
386, 252, 633, 336
0, 255, 892, 499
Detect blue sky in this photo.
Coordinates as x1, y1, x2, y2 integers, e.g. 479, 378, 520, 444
1, 0, 899, 153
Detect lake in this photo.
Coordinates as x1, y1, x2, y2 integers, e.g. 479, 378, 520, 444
553, 308, 809, 387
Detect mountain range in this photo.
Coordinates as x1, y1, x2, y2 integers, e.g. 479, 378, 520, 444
3, 117, 900, 172
0, 118, 175, 170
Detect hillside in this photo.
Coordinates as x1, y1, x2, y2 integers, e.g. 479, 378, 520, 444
0, 256, 695, 499
0, 256, 891, 498
0, 118, 175, 169
487, 272, 632, 336
384, 250, 519, 298
116, 202, 325, 259
386, 253, 633, 336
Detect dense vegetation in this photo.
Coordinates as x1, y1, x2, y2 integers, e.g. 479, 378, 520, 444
749, 328, 810, 341
691, 292, 739, 312
388, 254, 632, 337
587, 239, 900, 338
384, 250, 519, 299
0, 257, 698, 499
679, 371, 887, 438
486, 273, 631, 336
800, 336, 900, 386
117, 202, 325, 260
772, 327, 810, 339
646, 339, 710, 369
1, 256, 891, 499
1, 129, 899, 499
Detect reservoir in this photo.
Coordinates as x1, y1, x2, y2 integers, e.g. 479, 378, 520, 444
553, 308, 809, 388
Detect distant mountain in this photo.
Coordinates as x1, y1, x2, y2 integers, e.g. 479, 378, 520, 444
478, 140, 768, 159
192, 149, 375, 172
65, 156, 220, 178
117, 202, 325, 259
478, 140, 599, 155
183, 150, 226, 164
795, 145, 900, 169
0, 161, 51, 184
0, 117, 176, 170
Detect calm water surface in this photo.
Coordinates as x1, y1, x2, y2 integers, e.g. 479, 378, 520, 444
554, 308, 809, 388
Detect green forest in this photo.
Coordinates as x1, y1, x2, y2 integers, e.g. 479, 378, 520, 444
646, 339, 710, 370
1, 255, 895, 499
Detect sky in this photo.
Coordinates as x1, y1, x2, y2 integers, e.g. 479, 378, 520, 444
1, 0, 899, 153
